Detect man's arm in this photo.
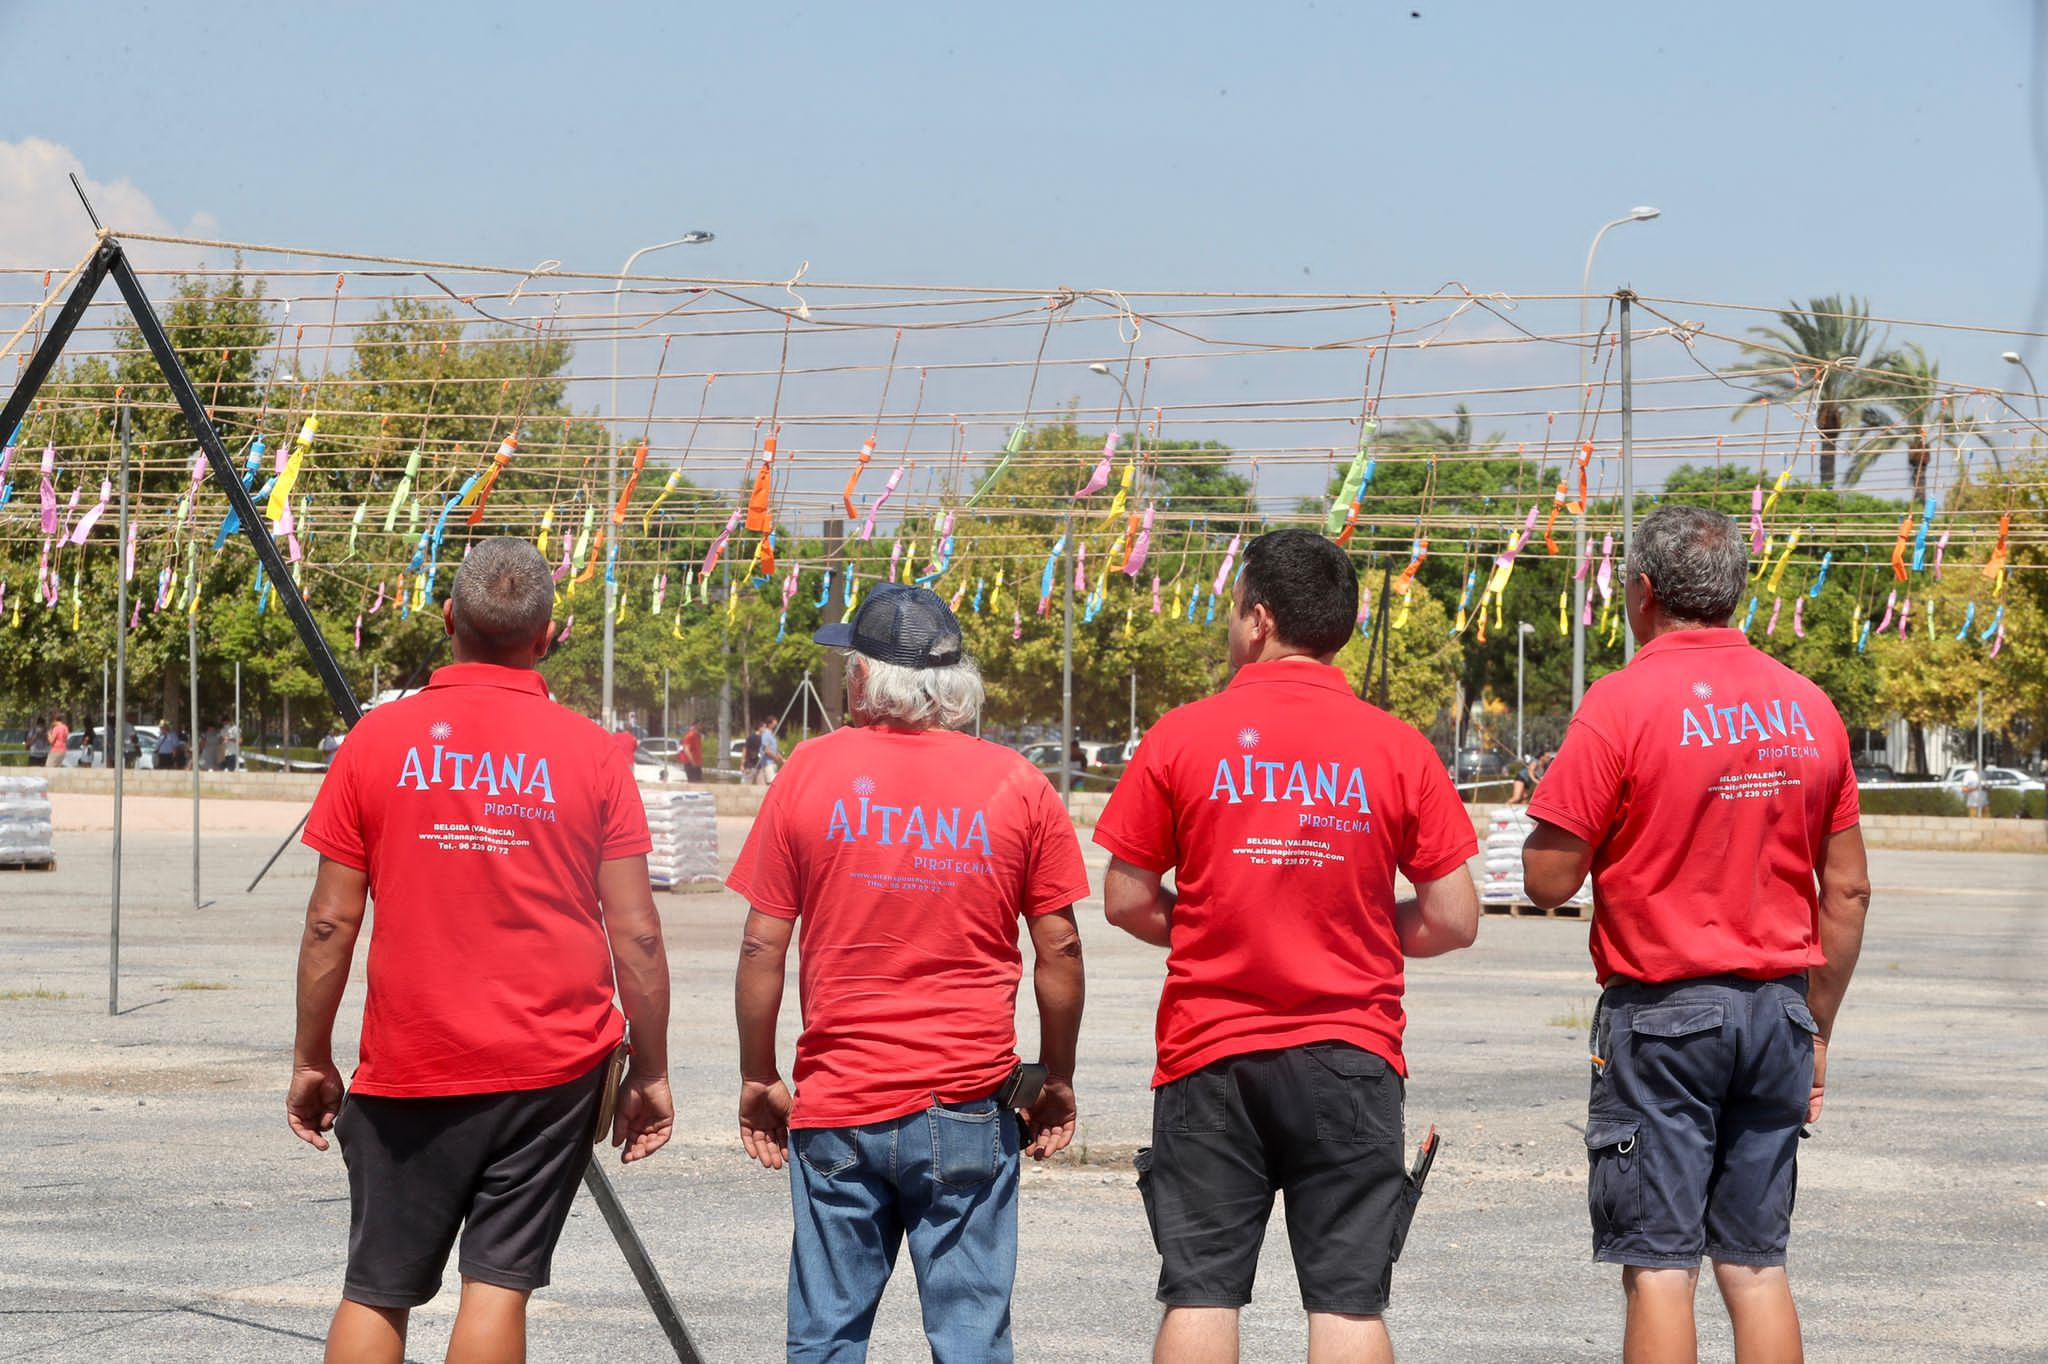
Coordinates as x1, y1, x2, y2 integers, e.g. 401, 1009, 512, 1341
735, 908, 796, 1169
1522, 819, 1595, 910
1102, 856, 1174, 947
1395, 865, 1480, 957
597, 855, 674, 1163
288, 857, 370, 1150
1807, 823, 1872, 1122
1022, 908, 1084, 1159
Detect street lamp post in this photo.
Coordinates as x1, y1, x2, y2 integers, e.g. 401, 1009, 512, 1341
2002, 350, 2045, 423
1571, 206, 1659, 710
1516, 621, 1536, 762
604, 231, 714, 730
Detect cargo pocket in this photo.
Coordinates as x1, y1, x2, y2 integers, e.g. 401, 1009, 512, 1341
795, 1126, 858, 1179
1155, 1067, 1229, 1134
1133, 1147, 1162, 1252
1783, 999, 1819, 1037
1627, 1002, 1726, 1041
1303, 1044, 1401, 1143
1585, 1116, 1641, 1243
930, 1099, 1001, 1189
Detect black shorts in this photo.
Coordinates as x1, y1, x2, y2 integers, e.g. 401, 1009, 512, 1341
1136, 1042, 1407, 1315
1587, 974, 1817, 1269
334, 1059, 606, 1307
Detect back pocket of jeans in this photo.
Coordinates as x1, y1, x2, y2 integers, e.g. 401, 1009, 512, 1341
1627, 1002, 1725, 1039
931, 1101, 1001, 1188
1303, 1045, 1400, 1143
1783, 999, 1819, 1036
796, 1127, 858, 1179
1585, 1115, 1641, 1241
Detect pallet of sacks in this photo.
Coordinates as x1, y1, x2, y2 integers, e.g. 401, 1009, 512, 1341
1479, 806, 1590, 918
639, 786, 719, 891
0, 774, 56, 870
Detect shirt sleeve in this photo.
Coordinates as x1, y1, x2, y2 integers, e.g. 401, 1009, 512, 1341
725, 774, 800, 919
600, 740, 653, 859
1090, 723, 1179, 874
302, 737, 368, 871
1830, 715, 1861, 833
1022, 776, 1093, 917
1527, 710, 1626, 847
1398, 735, 1480, 883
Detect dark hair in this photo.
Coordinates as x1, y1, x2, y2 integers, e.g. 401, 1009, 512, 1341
1627, 504, 1747, 625
451, 538, 555, 655
1238, 529, 1358, 655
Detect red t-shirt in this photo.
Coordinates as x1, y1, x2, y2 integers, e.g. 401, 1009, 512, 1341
1092, 659, 1478, 1086
726, 724, 1091, 1129
680, 730, 703, 766
304, 663, 651, 1097
1528, 628, 1859, 985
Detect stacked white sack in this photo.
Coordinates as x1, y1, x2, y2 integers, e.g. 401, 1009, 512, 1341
0, 774, 56, 866
639, 786, 719, 889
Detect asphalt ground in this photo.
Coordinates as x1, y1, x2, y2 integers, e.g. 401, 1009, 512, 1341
1, 799, 2044, 1362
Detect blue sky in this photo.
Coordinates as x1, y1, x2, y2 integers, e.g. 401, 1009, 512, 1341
4, 0, 2044, 506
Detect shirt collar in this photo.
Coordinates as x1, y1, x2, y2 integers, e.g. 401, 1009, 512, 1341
1225, 658, 1355, 694
1631, 627, 1750, 664
424, 662, 553, 698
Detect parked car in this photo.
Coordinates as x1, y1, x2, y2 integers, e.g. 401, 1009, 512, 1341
1452, 747, 1512, 783
1939, 765, 2046, 795
1853, 762, 1896, 784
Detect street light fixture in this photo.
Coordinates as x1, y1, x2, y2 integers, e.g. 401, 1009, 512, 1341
603, 231, 715, 731
1572, 207, 1661, 711
2003, 350, 2045, 423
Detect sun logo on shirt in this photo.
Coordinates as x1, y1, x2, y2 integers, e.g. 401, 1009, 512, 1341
429, 720, 453, 742
1690, 682, 1714, 703
1236, 726, 1261, 750
852, 775, 876, 797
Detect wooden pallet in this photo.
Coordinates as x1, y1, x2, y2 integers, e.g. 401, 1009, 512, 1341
1481, 899, 1591, 921
0, 859, 55, 872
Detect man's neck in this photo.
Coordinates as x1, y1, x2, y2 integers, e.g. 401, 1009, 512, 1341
1638, 616, 1728, 646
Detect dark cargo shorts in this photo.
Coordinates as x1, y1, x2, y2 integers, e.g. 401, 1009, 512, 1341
1135, 1042, 1407, 1315
335, 1059, 606, 1307
1586, 974, 1817, 1269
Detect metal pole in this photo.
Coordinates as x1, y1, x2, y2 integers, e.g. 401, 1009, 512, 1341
1516, 626, 1526, 761
110, 406, 130, 1016
663, 668, 671, 742
1129, 668, 1137, 741
100, 660, 108, 769
1619, 290, 1637, 664
234, 661, 241, 767
1060, 512, 1075, 806
190, 609, 200, 909
581, 1163, 706, 1363
1977, 689, 1984, 769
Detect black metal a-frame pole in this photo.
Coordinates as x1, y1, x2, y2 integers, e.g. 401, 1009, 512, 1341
0, 227, 705, 1364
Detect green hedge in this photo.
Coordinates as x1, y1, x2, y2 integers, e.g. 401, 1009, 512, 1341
1859, 788, 1966, 817
1989, 789, 2047, 820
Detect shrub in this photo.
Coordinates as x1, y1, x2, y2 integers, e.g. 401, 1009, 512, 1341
1859, 787, 1965, 818
1988, 788, 2046, 820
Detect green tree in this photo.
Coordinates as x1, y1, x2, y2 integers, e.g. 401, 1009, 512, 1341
1844, 343, 1994, 503
1726, 295, 1900, 490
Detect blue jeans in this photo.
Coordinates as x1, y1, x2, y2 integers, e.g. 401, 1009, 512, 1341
787, 1095, 1020, 1363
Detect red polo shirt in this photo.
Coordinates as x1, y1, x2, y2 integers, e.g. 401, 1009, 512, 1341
1529, 628, 1859, 985
304, 663, 651, 1097
1093, 659, 1478, 1086
726, 724, 1091, 1129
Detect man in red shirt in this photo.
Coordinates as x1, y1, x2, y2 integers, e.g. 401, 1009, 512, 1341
679, 721, 704, 782
1095, 528, 1480, 1364
729, 583, 1088, 1364
288, 538, 675, 1364
1523, 505, 1872, 1364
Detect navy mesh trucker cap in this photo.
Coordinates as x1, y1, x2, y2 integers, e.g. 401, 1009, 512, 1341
812, 583, 965, 669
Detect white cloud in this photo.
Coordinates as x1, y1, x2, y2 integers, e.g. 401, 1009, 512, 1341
0, 137, 217, 270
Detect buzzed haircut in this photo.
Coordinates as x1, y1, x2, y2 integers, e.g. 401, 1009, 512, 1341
451, 537, 556, 654
1627, 504, 1748, 626
1238, 528, 1359, 657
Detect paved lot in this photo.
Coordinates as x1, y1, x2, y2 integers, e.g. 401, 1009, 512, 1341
1, 797, 2044, 1362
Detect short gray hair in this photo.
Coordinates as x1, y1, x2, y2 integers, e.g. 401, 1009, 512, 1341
451, 537, 555, 652
1627, 504, 1747, 625
847, 652, 983, 731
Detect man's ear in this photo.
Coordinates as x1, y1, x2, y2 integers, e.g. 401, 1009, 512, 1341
441, 598, 457, 637
532, 619, 556, 663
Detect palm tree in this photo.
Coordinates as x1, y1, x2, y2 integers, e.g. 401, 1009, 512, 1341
1727, 295, 1901, 489
1844, 343, 1995, 502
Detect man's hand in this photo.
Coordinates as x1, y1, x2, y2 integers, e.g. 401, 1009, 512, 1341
1808, 1035, 1828, 1124
612, 1074, 675, 1163
286, 1062, 344, 1151
1021, 1077, 1077, 1160
739, 1078, 793, 1170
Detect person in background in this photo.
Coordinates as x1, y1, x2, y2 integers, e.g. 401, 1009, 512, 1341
288, 537, 673, 1364
319, 724, 346, 769
219, 718, 242, 772
199, 724, 223, 772
1523, 505, 1871, 1364
156, 721, 185, 771
679, 721, 704, 783
755, 717, 781, 785
729, 584, 1088, 1363
1096, 529, 1481, 1364
27, 717, 48, 766
44, 713, 69, 768
742, 723, 762, 785
1959, 764, 1987, 820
